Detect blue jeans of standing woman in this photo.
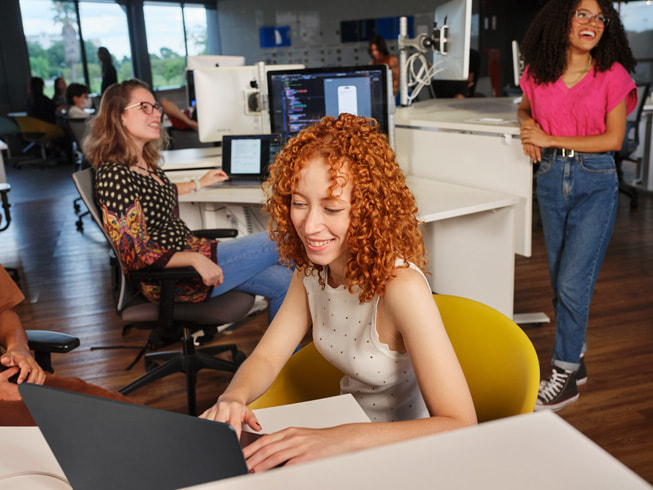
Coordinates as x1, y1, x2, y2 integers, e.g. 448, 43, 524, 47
210, 232, 293, 321
536, 149, 618, 372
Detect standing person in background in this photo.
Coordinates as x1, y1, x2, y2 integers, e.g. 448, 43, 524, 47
98, 46, 118, 95
518, 0, 637, 411
368, 34, 400, 97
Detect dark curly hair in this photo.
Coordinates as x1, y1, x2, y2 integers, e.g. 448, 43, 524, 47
520, 0, 636, 84
264, 114, 426, 304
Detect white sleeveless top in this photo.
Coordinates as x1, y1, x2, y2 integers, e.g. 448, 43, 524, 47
304, 262, 430, 422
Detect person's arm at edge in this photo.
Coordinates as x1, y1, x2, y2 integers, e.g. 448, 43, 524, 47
0, 309, 46, 384
175, 169, 229, 196
517, 93, 543, 162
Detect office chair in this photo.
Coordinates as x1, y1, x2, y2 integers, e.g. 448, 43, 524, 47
25, 330, 81, 373
13, 115, 65, 167
249, 295, 539, 423
65, 117, 91, 231
72, 167, 255, 415
615, 82, 651, 210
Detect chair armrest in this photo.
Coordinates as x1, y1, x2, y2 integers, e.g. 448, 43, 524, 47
26, 330, 80, 353
193, 228, 238, 240
26, 330, 81, 374
131, 266, 200, 282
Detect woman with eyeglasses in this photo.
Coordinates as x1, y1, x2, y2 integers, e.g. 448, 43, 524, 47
517, 0, 637, 411
84, 79, 293, 323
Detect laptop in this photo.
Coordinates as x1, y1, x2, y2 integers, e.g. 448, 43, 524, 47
19, 383, 249, 490
220, 133, 282, 186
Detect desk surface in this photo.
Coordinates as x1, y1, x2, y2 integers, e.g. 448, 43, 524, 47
187, 411, 651, 490
395, 97, 521, 135
171, 172, 519, 222
161, 146, 221, 171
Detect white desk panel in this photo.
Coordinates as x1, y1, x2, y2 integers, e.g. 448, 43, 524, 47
187, 412, 651, 490
160, 146, 221, 171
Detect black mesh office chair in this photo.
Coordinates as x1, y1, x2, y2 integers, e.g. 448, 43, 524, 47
66, 117, 91, 231
72, 167, 255, 415
615, 82, 651, 210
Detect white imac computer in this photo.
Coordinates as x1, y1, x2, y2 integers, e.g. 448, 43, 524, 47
194, 64, 303, 143
185, 56, 246, 109
267, 65, 392, 145
432, 0, 472, 81
186, 55, 245, 71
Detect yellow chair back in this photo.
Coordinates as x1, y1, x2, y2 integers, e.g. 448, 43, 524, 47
434, 294, 539, 422
14, 115, 65, 141
248, 295, 539, 423
248, 342, 343, 410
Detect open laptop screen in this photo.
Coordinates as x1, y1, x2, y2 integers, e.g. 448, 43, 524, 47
221, 133, 282, 182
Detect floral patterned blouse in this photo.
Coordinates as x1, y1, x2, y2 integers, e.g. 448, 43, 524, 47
95, 162, 216, 303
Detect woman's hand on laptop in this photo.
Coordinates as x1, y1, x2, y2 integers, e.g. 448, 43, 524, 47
200, 169, 229, 187
200, 396, 262, 438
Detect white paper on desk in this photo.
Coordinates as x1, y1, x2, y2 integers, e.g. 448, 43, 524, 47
244, 394, 370, 436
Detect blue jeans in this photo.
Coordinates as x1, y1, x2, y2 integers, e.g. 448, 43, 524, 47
535, 150, 618, 371
210, 232, 292, 321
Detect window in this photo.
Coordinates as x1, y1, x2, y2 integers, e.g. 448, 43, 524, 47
615, 1, 652, 83
78, 1, 131, 94
144, 2, 208, 89
20, 0, 81, 98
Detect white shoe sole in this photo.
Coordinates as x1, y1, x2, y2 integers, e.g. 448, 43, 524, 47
534, 393, 580, 412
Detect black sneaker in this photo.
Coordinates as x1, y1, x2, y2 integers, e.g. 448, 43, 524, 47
534, 367, 579, 412
576, 355, 587, 385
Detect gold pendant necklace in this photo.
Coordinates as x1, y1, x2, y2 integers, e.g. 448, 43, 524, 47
568, 54, 592, 87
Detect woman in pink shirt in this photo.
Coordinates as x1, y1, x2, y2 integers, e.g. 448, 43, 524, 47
517, 0, 637, 411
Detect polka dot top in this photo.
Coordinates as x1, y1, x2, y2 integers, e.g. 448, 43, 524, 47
306, 262, 430, 423
95, 162, 191, 252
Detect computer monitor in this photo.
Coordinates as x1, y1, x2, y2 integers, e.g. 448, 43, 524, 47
186, 55, 246, 108
432, 0, 472, 81
267, 65, 391, 141
194, 64, 303, 143
511, 40, 524, 87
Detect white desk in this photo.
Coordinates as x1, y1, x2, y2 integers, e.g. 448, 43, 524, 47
187, 411, 651, 490
161, 146, 222, 171
169, 169, 520, 317
0, 140, 8, 183
635, 99, 653, 192
395, 97, 548, 323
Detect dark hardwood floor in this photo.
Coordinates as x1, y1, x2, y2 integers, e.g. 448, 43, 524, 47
2, 160, 651, 483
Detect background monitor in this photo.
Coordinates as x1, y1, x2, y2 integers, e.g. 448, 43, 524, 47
267, 65, 390, 141
185, 55, 246, 109
512, 40, 524, 87
194, 64, 303, 143
432, 0, 472, 81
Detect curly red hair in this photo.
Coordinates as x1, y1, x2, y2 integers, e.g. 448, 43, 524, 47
265, 113, 426, 303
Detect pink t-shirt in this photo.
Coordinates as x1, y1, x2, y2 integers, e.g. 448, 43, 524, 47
520, 62, 637, 137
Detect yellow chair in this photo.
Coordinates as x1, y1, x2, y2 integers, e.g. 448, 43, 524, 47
248, 295, 539, 423
434, 294, 539, 422
248, 342, 343, 410
14, 115, 65, 166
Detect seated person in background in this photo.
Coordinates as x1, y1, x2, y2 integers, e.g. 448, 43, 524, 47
201, 114, 476, 472
0, 265, 134, 426
26, 76, 56, 124
66, 82, 92, 119
84, 79, 293, 322
53, 76, 68, 113
432, 49, 481, 99
160, 97, 198, 132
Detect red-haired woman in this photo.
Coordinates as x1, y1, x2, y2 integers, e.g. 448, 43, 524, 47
202, 113, 476, 472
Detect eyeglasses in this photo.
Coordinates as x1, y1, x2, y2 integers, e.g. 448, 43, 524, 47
123, 101, 162, 115
574, 9, 610, 27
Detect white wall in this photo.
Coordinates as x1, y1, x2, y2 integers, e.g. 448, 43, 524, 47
215, 0, 455, 68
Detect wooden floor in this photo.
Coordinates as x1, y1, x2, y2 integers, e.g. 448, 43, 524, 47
2, 160, 652, 483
